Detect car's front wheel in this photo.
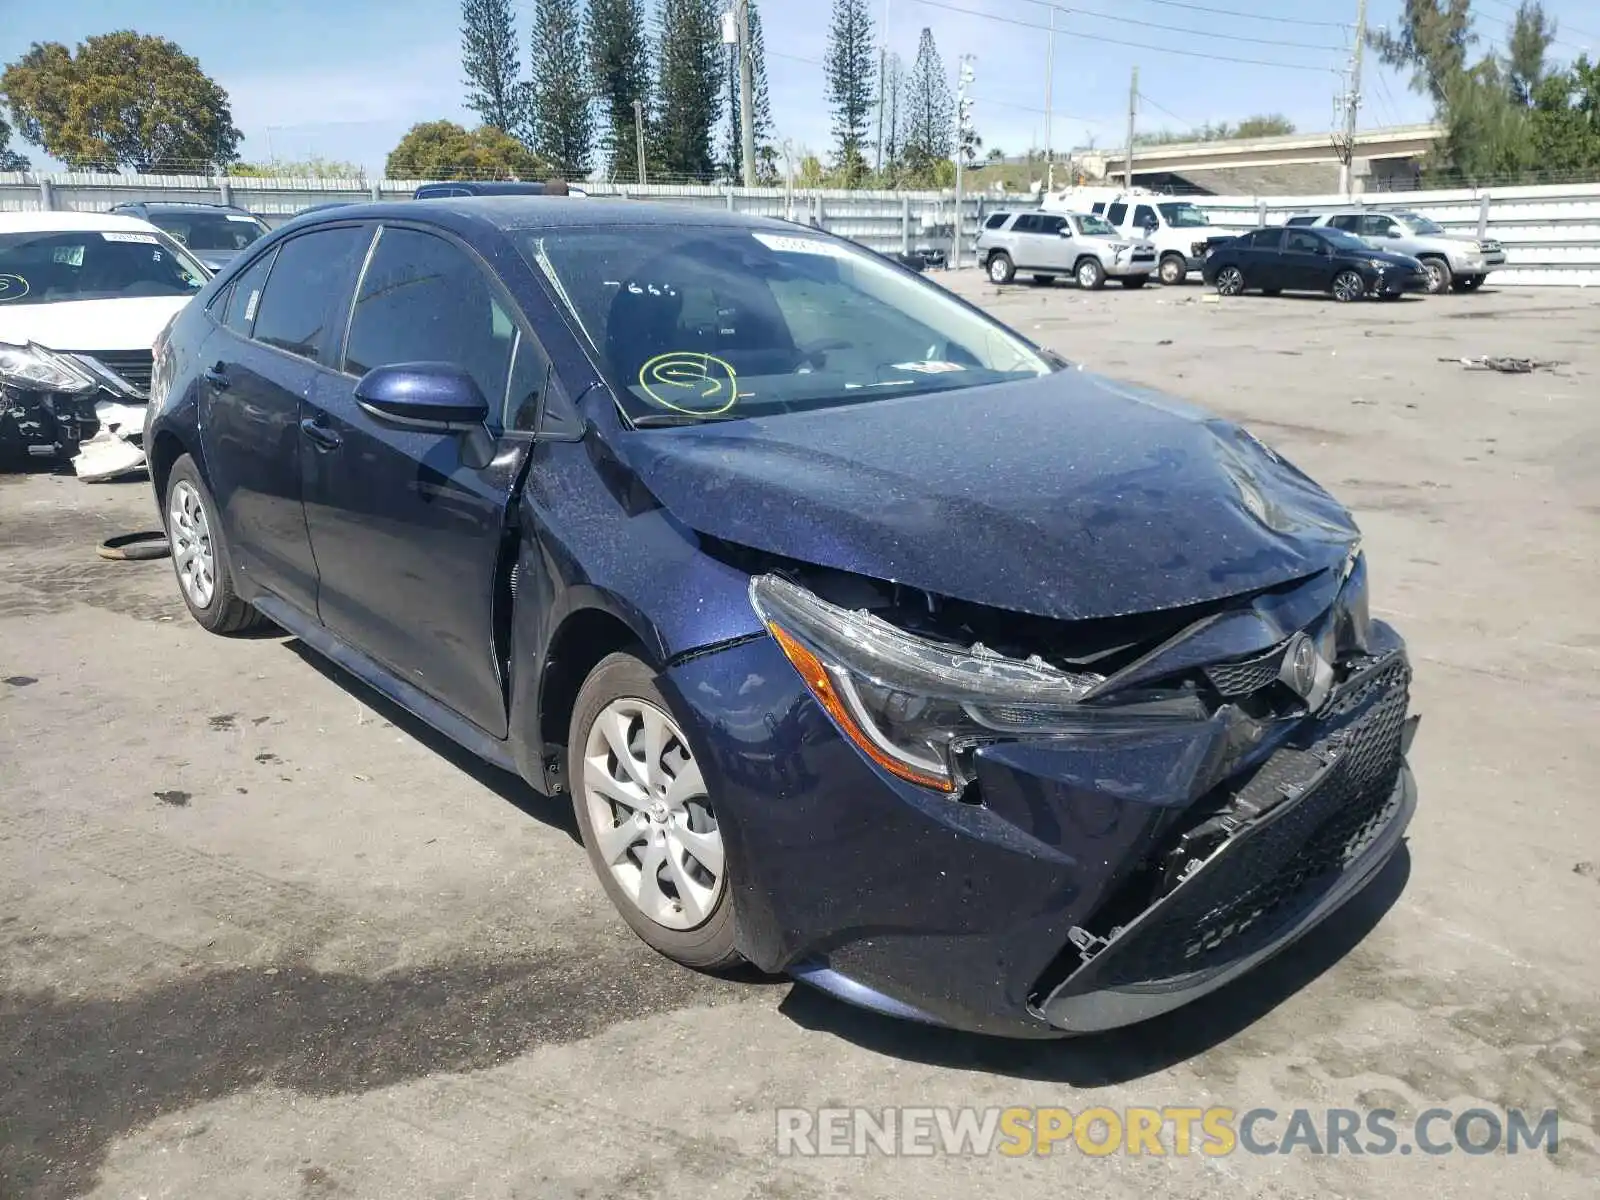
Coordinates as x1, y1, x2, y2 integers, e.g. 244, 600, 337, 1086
1421, 257, 1453, 294
570, 653, 740, 970
1214, 265, 1245, 296
164, 454, 266, 635
1331, 269, 1367, 302
1075, 258, 1106, 290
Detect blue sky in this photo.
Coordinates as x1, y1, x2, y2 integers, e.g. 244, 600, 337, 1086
4, 0, 1598, 173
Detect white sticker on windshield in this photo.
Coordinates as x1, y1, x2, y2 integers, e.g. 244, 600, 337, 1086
244, 288, 261, 322
892, 360, 967, 375
751, 232, 851, 258
226, 214, 258, 223
101, 232, 160, 244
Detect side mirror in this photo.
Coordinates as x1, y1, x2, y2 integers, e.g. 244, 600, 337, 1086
355, 363, 489, 429
355, 363, 494, 466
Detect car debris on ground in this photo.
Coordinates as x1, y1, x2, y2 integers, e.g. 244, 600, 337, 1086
1439, 355, 1567, 374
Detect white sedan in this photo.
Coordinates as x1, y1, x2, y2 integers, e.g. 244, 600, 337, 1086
0, 210, 209, 477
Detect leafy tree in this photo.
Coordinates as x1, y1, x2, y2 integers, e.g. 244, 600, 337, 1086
903, 27, 952, 185
722, 0, 775, 183
878, 52, 905, 183
386, 120, 546, 180
229, 156, 363, 178
656, 0, 721, 181
1134, 115, 1296, 146
1368, 0, 1475, 106
1, 33, 240, 171
1506, 1, 1557, 105
825, 0, 876, 186
589, 0, 653, 178
1528, 54, 1600, 171
0, 111, 27, 171
529, 0, 593, 176
1233, 114, 1296, 138
461, 0, 527, 133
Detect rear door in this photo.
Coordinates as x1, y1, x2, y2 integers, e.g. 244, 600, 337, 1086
1283, 229, 1331, 291
299, 223, 538, 736
200, 227, 369, 615
1008, 214, 1043, 267
1239, 228, 1285, 287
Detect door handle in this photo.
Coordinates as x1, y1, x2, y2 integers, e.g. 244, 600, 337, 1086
300, 417, 342, 451
202, 365, 230, 390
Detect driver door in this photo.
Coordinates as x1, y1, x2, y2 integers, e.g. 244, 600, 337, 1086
298, 224, 545, 737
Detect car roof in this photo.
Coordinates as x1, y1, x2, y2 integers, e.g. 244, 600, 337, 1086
118, 201, 256, 215
0, 210, 168, 234
279, 196, 795, 235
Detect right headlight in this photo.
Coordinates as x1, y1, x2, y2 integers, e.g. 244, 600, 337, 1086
0, 342, 97, 394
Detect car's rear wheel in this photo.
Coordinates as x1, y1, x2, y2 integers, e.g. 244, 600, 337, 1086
1119, 276, 1148, 289
1158, 254, 1188, 285
570, 653, 740, 970
1421, 257, 1452, 294
1075, 258, 1106, 290
1214, 265, 1245, 296
987, 252, 1016, 284
1332, 269, 1367, 302
164, 455, 266, 635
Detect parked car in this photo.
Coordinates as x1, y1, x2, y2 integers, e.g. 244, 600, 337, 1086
1284, 209, 1504, 294
414, 181, 588, 199
977, 210, 1156, 289
1203, 225, 1431, 302
145, 199, 1417, 1037
1045, 190, 1236, 285
1, 211, 209, 469
109, 201, 271, 272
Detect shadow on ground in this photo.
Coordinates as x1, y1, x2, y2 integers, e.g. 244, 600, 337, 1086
779, 845, 1412, 1085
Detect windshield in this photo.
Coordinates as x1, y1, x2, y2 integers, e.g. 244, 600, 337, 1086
1394, 212, 1445, 235
0, 229, 208, 306
1321, 228, 1374, 253
1158, 202, 1212, 228
148, 211, 269, 252
525, 226, 1055, 423
1076, 214, 1118, 237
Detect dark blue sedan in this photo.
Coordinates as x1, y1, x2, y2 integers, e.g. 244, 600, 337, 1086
144, 199, 1418, 1037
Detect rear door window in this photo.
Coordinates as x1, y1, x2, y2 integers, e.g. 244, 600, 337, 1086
1327, 214, 1361, 233
250, 226, 373, 364
1285, 231, 1323, 254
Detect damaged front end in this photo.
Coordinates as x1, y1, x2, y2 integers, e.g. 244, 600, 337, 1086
0, 341, 149, 479
724, 545, 1415, 1034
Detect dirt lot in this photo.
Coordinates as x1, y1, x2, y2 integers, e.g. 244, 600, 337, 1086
3, 279, 1598, 1199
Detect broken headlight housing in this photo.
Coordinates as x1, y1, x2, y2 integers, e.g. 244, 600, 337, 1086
0, 342, 98, 395
751, 574, 1114, 793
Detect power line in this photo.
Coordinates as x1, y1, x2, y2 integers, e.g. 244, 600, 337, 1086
1018, 0, 1352, 31
905, 0, 1341, 71
1472, 0, 1598, 45
999, 0, 1346, 50
1137, 91, 1200, 133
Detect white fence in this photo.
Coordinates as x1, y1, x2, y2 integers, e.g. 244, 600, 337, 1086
3, 172, 1599, 285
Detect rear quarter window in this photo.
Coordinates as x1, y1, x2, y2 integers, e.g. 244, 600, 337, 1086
984, 213, 1009, 230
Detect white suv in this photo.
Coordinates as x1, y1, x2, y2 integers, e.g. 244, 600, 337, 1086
976, 211, 1156, 290
1084, 197, 1238, 286
1285, 209, 1505, 294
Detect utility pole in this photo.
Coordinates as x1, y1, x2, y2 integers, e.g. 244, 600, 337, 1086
632, 98, 648, 186
1338, 0, 1368, 197
954, 55, 974, 269
1123, 65, 1138, 189
736, 0, 757, 188
1044, 6, 1056, 192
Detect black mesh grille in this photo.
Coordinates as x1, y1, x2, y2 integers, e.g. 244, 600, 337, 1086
1083, 660, 1410, 988
81, 350, 154, 393
1203, 644, 1286, 697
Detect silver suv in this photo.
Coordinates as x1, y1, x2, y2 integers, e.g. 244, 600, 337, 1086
1285, 209, 1505, 294
977, 211, 1157, 290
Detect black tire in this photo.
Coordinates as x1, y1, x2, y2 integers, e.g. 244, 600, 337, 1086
1158, 254, 1188, 285
1074, 257, 1106, 290
163, 454, 266, 635
569, 652, 741, 972
987, 252, 1016, 284
1119, 276, 1148, 289
1421, 256, 1452, 295
1030, 274, 1056, 286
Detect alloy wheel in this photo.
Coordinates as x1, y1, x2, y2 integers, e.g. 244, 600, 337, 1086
168, 480, 216, 609
1216, 266, 1244, 296
988, 255, 1011, 283
581, 698, 724, 931
1332, 270, 1366, 302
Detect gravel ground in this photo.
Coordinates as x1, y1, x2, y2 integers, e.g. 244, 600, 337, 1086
2, 277, 1597, 1199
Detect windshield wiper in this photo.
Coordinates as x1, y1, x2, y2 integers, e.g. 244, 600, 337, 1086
629, 412, 744, 428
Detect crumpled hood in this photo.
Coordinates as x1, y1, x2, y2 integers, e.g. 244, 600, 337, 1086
0, 296, 193, 353
610, 371, 1360, 622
